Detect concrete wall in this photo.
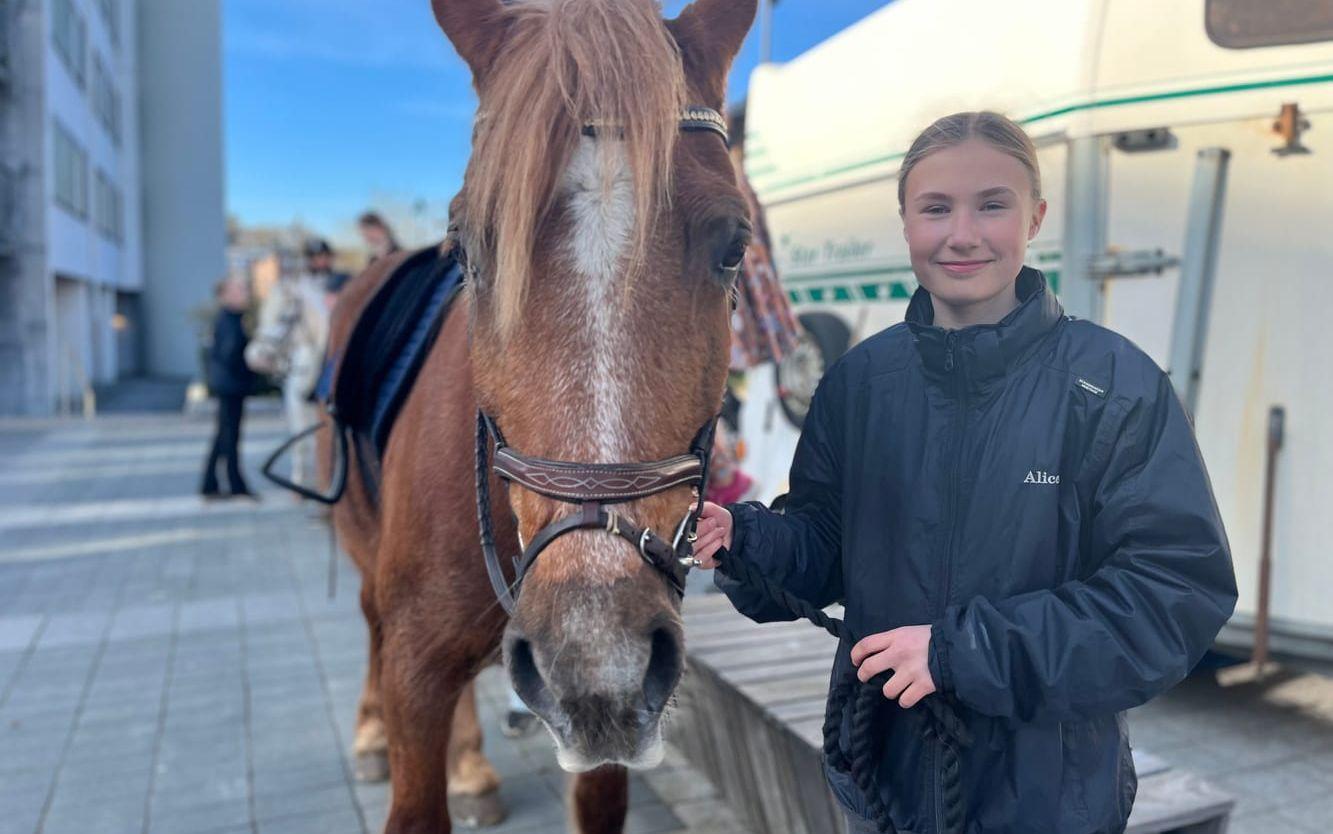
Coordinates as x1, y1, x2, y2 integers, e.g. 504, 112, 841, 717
137, 0, 225, 379
0, 0, 52, 415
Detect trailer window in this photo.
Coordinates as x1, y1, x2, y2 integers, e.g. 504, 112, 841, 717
1207, 0, 1333, 49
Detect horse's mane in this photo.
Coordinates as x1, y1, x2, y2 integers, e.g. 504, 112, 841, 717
461, 0, 687, 337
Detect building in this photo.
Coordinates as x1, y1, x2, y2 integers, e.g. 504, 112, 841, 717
0, 0, 225, 416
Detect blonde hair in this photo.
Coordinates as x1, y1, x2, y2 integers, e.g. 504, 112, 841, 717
897, 111, 1042, 210
462, 0, 686, 337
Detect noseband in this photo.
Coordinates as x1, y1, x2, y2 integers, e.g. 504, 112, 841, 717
476, 413, 717, 614
472, 105, 731, 615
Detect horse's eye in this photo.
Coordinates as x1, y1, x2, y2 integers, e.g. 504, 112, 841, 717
716, 226, 750, 284
720, 238, 748, 270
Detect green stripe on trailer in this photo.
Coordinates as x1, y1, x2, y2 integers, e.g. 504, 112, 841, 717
750, 71, 1333, 193
784, 270, 1060, 305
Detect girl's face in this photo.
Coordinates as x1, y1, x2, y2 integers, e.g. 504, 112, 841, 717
901, 138, 1046, 325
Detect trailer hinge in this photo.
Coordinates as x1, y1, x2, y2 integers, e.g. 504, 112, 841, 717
1089, 248, 1181, 278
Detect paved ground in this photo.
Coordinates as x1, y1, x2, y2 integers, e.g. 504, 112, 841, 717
0, 411, 751, 834
1, 411, 1331, 833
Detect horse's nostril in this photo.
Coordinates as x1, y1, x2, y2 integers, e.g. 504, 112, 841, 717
642, 627, 683, 714
508, 637, 553, 715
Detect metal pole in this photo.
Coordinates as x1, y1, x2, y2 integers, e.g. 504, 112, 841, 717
1253, 405, 1285, 671
1060, 136, 1109, 323
1167, 147, 1231, 414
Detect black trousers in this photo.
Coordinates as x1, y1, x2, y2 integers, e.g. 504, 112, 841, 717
202, 394, 249, 494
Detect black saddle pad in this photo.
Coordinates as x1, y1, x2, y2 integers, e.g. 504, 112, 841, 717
333, 244, 464, 457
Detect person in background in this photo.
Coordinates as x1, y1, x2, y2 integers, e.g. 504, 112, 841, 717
201, 277, 258, 500
306, 237, 352, 309
358, 211, 401, 266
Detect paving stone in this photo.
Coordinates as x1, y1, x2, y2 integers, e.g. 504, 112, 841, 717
255, 805, 363, 834
0, 616, 43, 652
625, 801, 685, 834
147, 798, 253, 834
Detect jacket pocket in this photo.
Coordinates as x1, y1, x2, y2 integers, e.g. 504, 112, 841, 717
1061, 714, 1132, 830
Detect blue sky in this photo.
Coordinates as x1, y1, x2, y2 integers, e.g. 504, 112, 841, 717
224, 0, 889, 246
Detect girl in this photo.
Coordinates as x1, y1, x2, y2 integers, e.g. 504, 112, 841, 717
692, 112, 1237, 834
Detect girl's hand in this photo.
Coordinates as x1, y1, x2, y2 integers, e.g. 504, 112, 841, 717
689, 502, 732, 569
851, 625, 937, 708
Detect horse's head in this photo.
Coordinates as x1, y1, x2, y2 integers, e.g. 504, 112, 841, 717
433, 0, 755, 771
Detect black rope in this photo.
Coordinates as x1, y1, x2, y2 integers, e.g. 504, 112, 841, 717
716, 548, 970, 834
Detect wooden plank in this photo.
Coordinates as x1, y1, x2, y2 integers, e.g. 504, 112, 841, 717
1127, 769, 1235, 833
673, 600, 1235, 834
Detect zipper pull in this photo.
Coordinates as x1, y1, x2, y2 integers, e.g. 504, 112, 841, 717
944, 333, 956, 373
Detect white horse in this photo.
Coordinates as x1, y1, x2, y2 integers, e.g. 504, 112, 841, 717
244, 272, 330, 488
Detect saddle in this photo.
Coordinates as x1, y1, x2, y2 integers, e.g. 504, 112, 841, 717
332, 243, 465, 459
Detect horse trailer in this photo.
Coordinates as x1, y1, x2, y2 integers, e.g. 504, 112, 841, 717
738, 0, 1333, 667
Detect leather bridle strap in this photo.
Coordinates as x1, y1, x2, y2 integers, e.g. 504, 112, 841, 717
476, 411, 716, 615
580, 105, 730, 147
470, 103, 730, 615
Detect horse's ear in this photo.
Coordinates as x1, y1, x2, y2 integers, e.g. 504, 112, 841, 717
431, 0, 509, 81
666, 0, 757, 93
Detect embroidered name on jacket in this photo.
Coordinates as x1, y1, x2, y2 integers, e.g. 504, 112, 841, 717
1024, 470, 1060, 485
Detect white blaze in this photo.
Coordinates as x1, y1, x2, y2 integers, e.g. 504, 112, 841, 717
560, 136, 636, 464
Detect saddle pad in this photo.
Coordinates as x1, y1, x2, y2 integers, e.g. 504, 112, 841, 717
333, 244, 464, 457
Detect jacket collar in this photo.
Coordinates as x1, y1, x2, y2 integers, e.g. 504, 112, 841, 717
906, 267, 1064, 395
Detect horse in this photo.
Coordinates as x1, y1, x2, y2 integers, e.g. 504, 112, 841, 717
324, 0, 757, 830
247, 269, 330, 488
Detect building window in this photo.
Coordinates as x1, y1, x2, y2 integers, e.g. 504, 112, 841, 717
98, 0, 120, 49
52, 0, 87, 87
1207, 0, 1333, 49
53, 120, 88, 219
94, 168, 123, 243
91, 53, 121, 144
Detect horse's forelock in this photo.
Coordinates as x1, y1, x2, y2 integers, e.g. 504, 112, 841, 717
463, 0, 686, 338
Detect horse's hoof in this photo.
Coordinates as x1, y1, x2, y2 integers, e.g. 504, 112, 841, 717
355, 749, 390, 783
450, 790, 507, 828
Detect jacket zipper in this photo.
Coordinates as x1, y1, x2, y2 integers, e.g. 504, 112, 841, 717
936, 331, 967, 834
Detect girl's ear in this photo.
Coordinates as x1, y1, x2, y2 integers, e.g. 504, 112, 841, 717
1027, 199, 1048, 241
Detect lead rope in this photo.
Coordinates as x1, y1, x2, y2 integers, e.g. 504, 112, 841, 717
714, 550, 970, 834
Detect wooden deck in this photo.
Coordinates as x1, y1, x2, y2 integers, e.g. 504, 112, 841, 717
669, 594, 1235, 834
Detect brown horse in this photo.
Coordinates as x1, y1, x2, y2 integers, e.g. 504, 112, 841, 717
325, 0, 756, 830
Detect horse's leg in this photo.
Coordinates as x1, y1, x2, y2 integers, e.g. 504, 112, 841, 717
353, 582, 390, 782
446, 681, 505, 828
380, 631, 462, 834
568, 765, 630, 834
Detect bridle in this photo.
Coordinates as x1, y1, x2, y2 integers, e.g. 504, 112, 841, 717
472, 104, 734, 616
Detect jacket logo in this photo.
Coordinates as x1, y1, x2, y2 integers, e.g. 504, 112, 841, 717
1024, 470, 1060, 485
1076, 378, 1107, 398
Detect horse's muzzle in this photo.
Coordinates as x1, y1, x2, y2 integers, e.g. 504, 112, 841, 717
503, 618, 683, 771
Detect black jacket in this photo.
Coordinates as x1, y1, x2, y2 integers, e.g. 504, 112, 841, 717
716, 268, 1236, 834
207, 309, 256, 398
